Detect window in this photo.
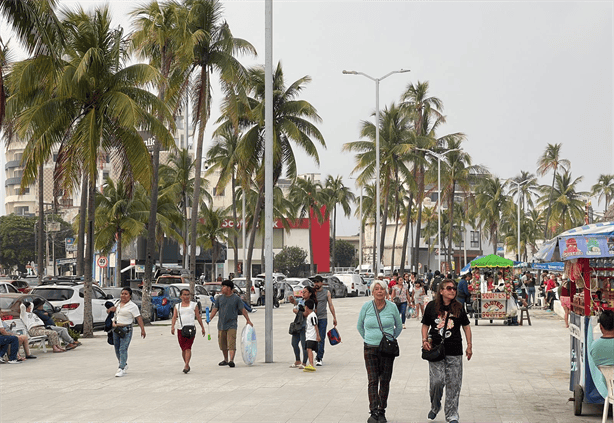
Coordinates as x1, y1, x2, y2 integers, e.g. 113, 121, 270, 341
103, 171, 109, 181
470, 231, 480, 249
15, 206, 29, 215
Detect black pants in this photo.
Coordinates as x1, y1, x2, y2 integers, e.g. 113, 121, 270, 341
364, 344, 395, 413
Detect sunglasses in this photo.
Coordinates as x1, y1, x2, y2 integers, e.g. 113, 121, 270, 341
444, 286, 457, 291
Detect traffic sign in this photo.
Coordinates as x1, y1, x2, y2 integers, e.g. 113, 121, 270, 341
97, 256, 108, 268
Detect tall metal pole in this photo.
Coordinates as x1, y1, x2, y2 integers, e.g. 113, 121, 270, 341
359, 187, 363, 272
507, 179, 528, 261
437, 155, 442, 274
242, 189, 246, 276
264, 0, 274, 363
374, 80, 381, 275
342, 69, 410, 276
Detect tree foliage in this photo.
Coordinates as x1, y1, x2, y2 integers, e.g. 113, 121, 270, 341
331, 239, 356, 268
273, 246, 307, 277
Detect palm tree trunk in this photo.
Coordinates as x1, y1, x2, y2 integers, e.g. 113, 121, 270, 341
543, 167, 558, 239
399, 168, 417, 272
190, 67, 210, 293
182, 196, 188, 269
413, 165, 425, 272
231, 175, 239, 275
379, 188, 390, 269
390, 205, 400, 273
245, 186, 265, 303
37, 163, 44, 282
76, 174, 87, 276
372, 219, 377, 273
308, 216, 314, 274
83, 179, 96, 337
115, 231, 122, 287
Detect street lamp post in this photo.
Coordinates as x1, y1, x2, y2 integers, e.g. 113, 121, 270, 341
415, 148, 460, 274
342, 69, 410, 275
507, 179, 530, 261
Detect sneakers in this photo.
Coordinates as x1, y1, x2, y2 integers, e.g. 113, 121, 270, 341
303, 364, 316, 372
367, 412, 379, 423
219, 360, 229, 366
0, 358, 5, 364
123, 364, 128, 373
427, 411, 437, 421
115, 368, 125, 377
228, 361, 235, 368
378, 410, 387, 423
402, 324, 406, 329
449, 420, 459, 423
7, 359, 21, 364
315, 359, 323, 366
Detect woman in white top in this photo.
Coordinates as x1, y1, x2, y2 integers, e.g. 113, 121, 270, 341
107, 287, 146, 377
171, 289, 206, 373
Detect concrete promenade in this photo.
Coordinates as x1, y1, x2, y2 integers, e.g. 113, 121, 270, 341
0, 296, 606, 423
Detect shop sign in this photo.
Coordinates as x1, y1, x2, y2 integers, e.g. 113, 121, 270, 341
480, 292, 507, 318
559, 236, 614, 260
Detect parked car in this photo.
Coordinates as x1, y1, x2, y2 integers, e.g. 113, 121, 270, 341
0, 281, 20, 294
11, 279, 31, 293
171, 283, 213, 313
256, 273, 287, 283
204, 282, 250, 305
0, 293, 70, 325
232, 277, 263, 305
334, 273, 368, 297
155, 273, 189, 285
274, 282, 294, 302
286, 277, 313, 297
32, 282, 112, 332
150, 284, 182, 320
102, 287, 155, 321
317, 275, 347, 298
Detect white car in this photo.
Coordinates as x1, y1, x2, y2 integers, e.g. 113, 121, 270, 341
286, 277, 313, 297
171, 283, 213, 313
256, 273, 287, 283
232, 277, 263, 305
0, 281, 20, 294
334, 273, 368, 297
32, 282, 111, 332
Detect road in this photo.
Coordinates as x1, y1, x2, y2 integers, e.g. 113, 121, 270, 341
0, 296, 606, 422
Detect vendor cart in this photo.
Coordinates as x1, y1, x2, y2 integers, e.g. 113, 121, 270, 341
466, 254, 518, 325
535, 222, 614, 415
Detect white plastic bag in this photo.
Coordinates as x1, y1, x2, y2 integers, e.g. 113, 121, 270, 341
241, 325, 257, 365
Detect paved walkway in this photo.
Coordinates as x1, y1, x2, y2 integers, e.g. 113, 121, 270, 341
0, 297, 607, 423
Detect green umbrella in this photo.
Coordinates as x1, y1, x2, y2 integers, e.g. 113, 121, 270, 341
469, 254, 514, 268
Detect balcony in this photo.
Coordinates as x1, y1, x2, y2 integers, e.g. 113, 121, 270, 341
5, 176, 22, 187
5, 160, 22, 170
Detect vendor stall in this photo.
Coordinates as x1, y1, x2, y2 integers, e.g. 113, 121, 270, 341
534, 221, 614, 415
465, 254, 518, 325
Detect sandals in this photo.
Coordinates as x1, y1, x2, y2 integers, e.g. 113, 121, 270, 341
183, 366, 191, 374
289, 363, 301, 368
218, 360, 229, 366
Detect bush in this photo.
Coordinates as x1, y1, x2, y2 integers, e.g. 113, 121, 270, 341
274, 246, 307, 276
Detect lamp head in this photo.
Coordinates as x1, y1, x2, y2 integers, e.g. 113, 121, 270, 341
342, 70, 357, 75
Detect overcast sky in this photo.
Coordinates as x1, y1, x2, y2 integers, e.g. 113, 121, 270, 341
2, 1, 613, 236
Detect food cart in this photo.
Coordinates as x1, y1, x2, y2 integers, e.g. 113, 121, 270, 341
534, 222, 614, 415
465, 254, 517, 325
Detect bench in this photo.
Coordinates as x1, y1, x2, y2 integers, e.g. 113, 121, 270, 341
5, 319, 48, 353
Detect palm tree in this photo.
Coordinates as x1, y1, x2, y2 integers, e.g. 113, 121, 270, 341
323, 175, 355, 270
343, 102, 413, 269
508, 171, 539, 211
95, 180, 147, 287
473, 175, 508, 255
538, 171, 587, 233
239, 62, 325, 291
400, 81, 446, 272
197, 203, 237, 282
10, 6, 175, 336
591, 174, 614, 215
131, 0, 195, 319
289, 177, 324, 275
537, 143, 570, 239
186, 0, 256, 292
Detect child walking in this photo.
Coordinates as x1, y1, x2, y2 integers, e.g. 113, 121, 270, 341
303, 299, 320, 372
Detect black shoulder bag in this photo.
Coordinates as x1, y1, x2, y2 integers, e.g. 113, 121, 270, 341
421, 311, 451, 362
289, 305, 305, 335
177, 304, 196, 339
373, 301, 400, 357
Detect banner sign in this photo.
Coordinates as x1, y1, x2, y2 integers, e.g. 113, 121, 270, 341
65, 238, 76, 252
559, 236, 614, 260
480, 292, 507, 318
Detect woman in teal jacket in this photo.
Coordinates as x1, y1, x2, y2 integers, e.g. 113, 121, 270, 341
357, 280, 403, 423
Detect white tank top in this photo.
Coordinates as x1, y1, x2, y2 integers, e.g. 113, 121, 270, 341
176, 302, 197, 329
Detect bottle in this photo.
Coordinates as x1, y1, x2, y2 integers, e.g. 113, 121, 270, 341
427, 335, 433, 346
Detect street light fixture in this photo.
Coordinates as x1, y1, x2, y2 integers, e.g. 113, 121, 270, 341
507, 179, 530, 261
415, 147, 460, 274
343, 68, 410, 275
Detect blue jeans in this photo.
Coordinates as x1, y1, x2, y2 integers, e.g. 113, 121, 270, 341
113, 327, 133, 370
527, 287, 536, 305
316, 318, 327, 361
397, 302, 408, 324
291, 327, 307, 364
0, 335, 19, 361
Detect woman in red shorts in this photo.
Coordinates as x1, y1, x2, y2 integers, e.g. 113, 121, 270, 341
171, 289, 206, 373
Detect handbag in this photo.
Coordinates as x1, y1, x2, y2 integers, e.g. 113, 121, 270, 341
327, 327, 341, 345
289, 306, 305, 335
177, 304, 196, 339
421, 311, 450, 362
373, 301, 399, 357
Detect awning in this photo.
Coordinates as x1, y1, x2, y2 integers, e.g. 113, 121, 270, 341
531, 262, 564, 272
534, 221, 614, 261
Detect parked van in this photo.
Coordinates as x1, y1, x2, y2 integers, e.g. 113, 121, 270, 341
333, 273, 368, 297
